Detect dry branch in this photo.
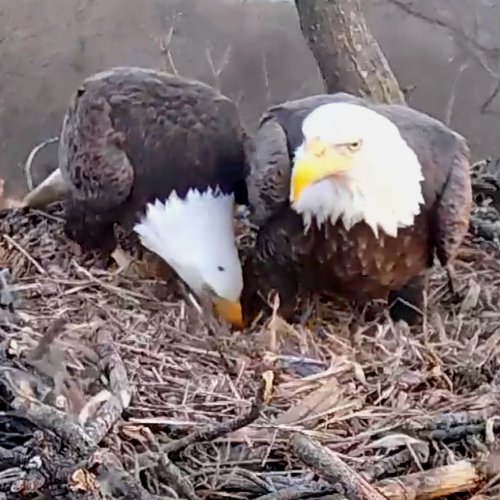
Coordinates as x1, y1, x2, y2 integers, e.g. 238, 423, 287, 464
290, 433, 386, 500
90, 450, 165, 500
290, 434, 500, 500
162, 372, 268, 456
363, 448, 424, 482
254, 484, 341, 500
23, 137, 59, 191
403, 404, 500, 441
83, 328, 132, 443
157, 454, 200, 500
10, 399, 95, 455
376, 460, 484, 500
158, 15, 180, 76
205, 45, 232, 91
386, 0, 500, 116
0, 306, 142, 497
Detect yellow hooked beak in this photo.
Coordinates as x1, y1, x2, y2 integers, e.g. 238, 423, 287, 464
291, 139, 353, 203
212, 296, 244, 329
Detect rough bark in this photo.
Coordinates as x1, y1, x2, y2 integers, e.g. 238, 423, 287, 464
294, 0, 406, 105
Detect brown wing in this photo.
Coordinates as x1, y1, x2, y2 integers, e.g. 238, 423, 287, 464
61, 67, 249, 217
59, 84, 134, 212
374, 103, 472, 265
246, 115, 291, 225
433, 139, 472, 264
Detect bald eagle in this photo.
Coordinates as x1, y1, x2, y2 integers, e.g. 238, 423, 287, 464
242, 93, 472, 324
22, 67, 249, 327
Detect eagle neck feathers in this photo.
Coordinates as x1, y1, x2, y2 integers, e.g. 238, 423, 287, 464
133, 186, 243, 302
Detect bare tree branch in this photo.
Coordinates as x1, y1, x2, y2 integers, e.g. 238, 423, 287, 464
261, 50, 272, 104
386, 0, 500, 115
205, 45, 232, 90
444, 58, 471, 125
158, 14, 180, 76
386, 0, 498, 62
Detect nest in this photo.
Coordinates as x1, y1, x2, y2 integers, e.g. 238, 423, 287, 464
1, 162, 500, 499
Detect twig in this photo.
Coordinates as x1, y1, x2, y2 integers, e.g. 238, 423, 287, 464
362, 448, 422, 482
290, 433, 386, 500
481, 79, 500, 114
95, 328, 132, 409
72, 261, 148, 302
159, 17, 179, 76
385, 0, 497, 60
403, 405, 500, 440
83, 395, 123, 447
2, 234, 47, 275
157, 454, 200, 500
26, 317, 66, 362
205, 45, 232, 90
261, 50, 272, 104
0, 268, 16, 311
254, 483, 342, 500
162, 373, 268, 455
257, 456, 498, 500
11, 401, 94, 455
419, 423, 486, 441
386, 0, 500, 116
0, 445, 32, 468
83, 328, 132, 442
23, 137, 59, 191
90, 450, 165, 500
444, 58, 470, 126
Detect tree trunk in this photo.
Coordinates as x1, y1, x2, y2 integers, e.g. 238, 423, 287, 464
294, 0, 405, 105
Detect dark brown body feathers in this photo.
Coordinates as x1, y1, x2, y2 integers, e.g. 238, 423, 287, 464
60, 67, 249, 253
243, 93, 472, 322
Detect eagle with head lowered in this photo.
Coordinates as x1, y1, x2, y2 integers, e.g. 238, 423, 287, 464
242, 93, 472, 323
22, 67, 249, 327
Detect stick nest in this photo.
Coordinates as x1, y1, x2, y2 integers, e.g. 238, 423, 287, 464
0, 159, 500, 499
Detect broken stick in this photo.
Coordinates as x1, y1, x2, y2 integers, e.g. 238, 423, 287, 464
290, 433, 386, 500
90, 450, 167, 500
83, 328, 132, 444
375, 458, 496, 500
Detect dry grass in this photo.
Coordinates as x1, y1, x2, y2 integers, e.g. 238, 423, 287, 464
1, 201, 500, 499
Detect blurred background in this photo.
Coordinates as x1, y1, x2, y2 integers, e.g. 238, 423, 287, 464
1, 0, 499, 197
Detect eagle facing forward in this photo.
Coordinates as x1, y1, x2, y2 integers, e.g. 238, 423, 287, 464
242, 93, 472, 324
22, 67, 250, 327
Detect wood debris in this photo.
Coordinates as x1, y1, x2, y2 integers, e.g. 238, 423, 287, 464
0, 156, 499, 498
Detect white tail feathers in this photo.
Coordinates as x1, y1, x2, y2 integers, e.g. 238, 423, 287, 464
22, 168, 70, 208
134, 188, 243, 301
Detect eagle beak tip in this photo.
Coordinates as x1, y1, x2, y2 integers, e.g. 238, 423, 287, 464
213, 298, 245, 329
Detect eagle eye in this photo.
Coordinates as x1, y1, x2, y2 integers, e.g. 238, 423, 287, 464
347, 140, 362, 152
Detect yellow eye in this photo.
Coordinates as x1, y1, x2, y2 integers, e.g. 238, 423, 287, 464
347, 140, 362, 152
